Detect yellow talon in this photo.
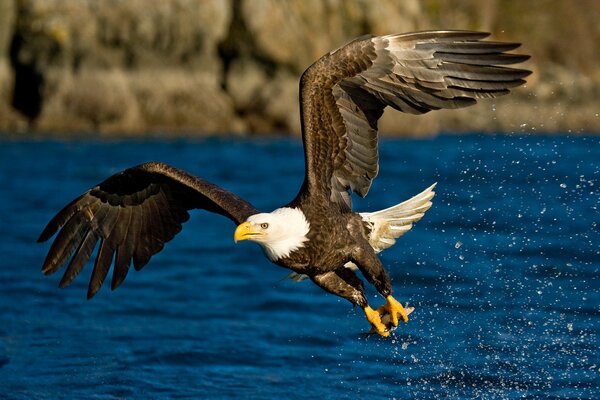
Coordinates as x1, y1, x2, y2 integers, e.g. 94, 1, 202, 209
363, 305, 389, 337
376, 295, 409, 327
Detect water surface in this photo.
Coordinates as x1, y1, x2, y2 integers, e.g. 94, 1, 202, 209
0, 134, 598, 399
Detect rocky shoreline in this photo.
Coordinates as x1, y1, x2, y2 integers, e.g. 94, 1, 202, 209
1, 0, 599, 137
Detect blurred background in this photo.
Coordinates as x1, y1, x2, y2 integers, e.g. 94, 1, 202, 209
1, 0, 599, 137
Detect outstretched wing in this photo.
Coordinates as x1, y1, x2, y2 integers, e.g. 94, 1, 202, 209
299, 30, 530, 210
38, 162, 258, 298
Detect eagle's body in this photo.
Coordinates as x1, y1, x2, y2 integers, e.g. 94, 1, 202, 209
38, 31, 530, 336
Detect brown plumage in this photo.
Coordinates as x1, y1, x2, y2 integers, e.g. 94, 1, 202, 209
299, 30, 529, 210
39, 31, 530, 335
39, 162, 257, 299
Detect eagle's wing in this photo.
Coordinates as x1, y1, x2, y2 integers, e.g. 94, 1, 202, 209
38, 162, 258, 298
299, 30, 530, 210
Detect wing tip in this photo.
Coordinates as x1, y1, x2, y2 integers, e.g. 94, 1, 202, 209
41, 254, 63, 276
86, 287, 98, 300
385, 30, 491, 42
41, 264, 55, 276
111, 270, 128, 291
37, 225, 57, 243
58, 279, 69, 289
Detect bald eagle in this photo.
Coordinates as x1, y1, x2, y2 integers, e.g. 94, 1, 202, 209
38, 30, 530, 336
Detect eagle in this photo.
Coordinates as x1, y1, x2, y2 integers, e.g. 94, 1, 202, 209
38, 30, 530, 336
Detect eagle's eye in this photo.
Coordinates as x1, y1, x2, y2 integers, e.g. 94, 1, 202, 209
260, 223, 269, 229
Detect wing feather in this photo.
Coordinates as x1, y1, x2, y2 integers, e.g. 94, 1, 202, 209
87, 239, 114, 299
132, 200, 151, 271
299, 30, 530, 208
59, 229, 98, 288
111, 205, 133, 291
38, 162, 258, 297
37, 195, 97, 243
41, 205, 97, 275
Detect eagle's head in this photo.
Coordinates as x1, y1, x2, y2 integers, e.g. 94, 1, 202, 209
234, 207, 310, 261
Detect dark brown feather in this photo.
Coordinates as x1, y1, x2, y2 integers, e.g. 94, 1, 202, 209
41, 202, 100, 275
132, 200, 151, 271
39, 162, 258, 297
37, 195, 96, 243
298, 30, 530, 209
59, 229, 98, 288
110, 204, 133, 291
87, 239, 114, 299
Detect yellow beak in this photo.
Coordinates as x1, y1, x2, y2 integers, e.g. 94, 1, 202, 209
234, 221, 262, 243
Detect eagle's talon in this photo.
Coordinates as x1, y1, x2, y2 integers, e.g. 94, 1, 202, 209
378, 295, 409, 327
363, 305, 389, 337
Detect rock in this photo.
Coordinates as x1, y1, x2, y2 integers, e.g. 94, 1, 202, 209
0, 0, 19, 130
129, 69, 242, 135
36, 69, 141, 133
240, 0, 421, 73
8, 0, 235, 134
241, 0, 361, 72
227, 58, 269, 111
226, 59, 300, 134
2, 0, 600, 136
260, 70, 300, 135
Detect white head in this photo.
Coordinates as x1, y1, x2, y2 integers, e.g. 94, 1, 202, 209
234, 207, 310, 261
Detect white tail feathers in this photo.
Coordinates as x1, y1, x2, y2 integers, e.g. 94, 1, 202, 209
286, 183, 436, 281
360, 183, 436, 253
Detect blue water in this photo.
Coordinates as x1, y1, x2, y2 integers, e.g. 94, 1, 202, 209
0, 134, 598, 399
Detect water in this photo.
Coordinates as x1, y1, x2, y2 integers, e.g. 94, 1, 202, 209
0, 134, 598, 399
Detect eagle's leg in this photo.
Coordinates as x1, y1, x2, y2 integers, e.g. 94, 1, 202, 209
363, 305, 388, 337
351, 246, 410, 329
310, 268, 388, 337
376, 295, 409, 327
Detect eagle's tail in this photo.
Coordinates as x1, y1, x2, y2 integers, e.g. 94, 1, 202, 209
359, 183, 436, 254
